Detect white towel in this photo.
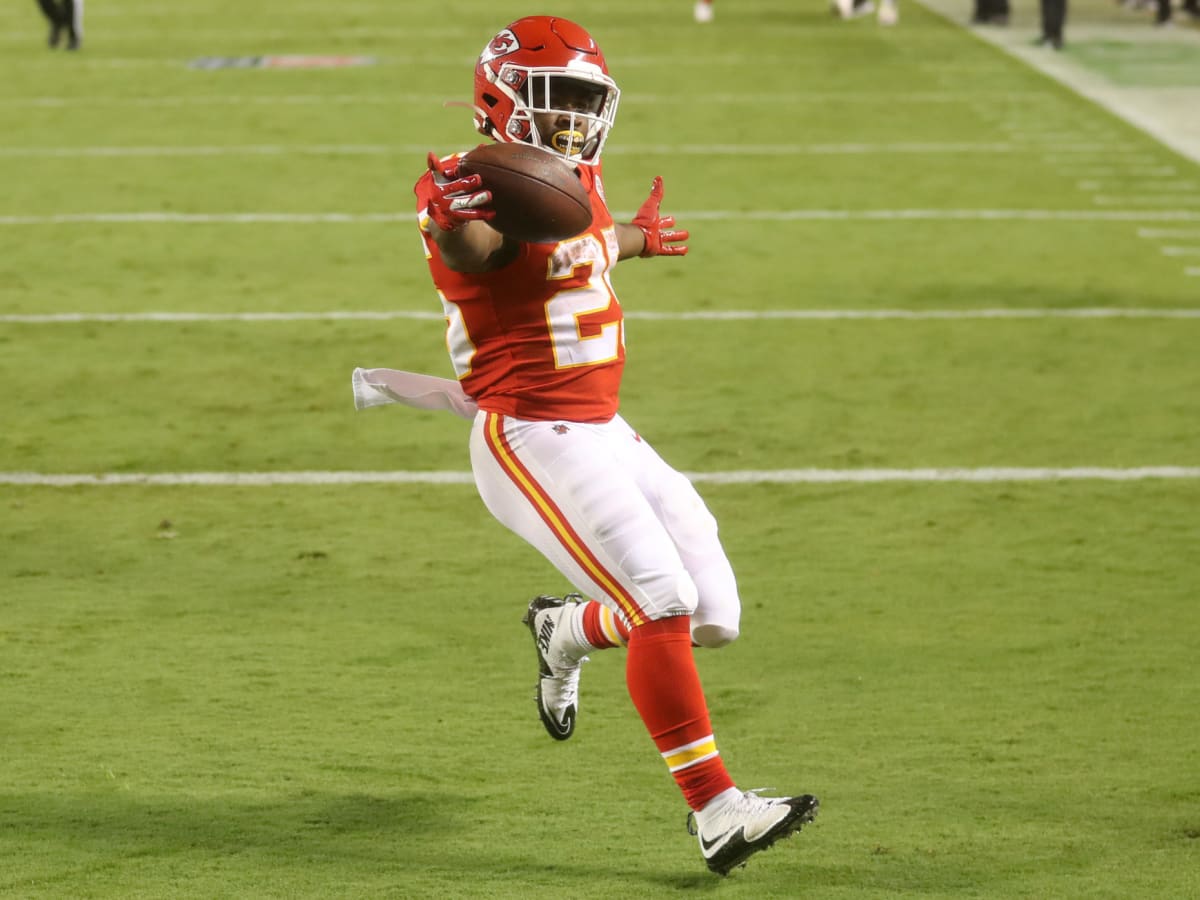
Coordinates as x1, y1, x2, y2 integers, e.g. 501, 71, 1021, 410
351, 367, 478, 420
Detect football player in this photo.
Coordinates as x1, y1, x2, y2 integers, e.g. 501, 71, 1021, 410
406, 16, 819, 876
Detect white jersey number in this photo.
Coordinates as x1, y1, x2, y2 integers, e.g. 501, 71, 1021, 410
545, 230, 622, 369
442, 228, 621, 378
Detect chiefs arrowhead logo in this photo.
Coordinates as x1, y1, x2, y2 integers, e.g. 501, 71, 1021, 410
480, 29, 520, 63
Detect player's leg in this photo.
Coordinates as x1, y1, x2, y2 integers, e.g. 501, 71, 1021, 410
519, 590, 627, 740
471, 412, 818, 871
471, 411, 693, 739
34, 0, 63, 46
614, 416, 741, 649
581, 418, 819, 871
61, 0, 82, 49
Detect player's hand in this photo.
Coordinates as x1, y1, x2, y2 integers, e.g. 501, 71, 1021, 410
632, 176, 688, 257
425, 152, 495, 232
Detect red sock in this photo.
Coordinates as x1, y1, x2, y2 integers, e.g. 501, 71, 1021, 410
581, 600, 629, 649
625, 616, 735, 810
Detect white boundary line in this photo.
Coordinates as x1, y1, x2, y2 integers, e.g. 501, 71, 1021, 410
2, 468, 1198, 487
3, 210, 1200, 227
3, 308, 1199, 324
912, 0, 1200, 165
0, 141, 1136, 159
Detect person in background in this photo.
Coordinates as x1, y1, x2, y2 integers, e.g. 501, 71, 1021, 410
34, 0, 82, 50
971, 0, 1010, 25
1036, 0, 1067, 48
1152, 0, 1200, 24
834, 0, 900, 25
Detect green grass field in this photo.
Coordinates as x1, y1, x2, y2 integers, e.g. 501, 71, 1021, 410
2, 1, 1198, 897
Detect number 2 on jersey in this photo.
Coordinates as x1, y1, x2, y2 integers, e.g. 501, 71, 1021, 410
441, 230, 622, 378
545, 231, 622, 369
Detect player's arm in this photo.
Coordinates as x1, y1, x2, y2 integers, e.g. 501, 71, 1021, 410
617, 176, 689, 261
422, 152, 519, 273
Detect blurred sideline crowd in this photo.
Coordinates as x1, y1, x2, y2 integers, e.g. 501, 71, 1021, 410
694, 0, 1200, 38
28, 0, 1200, 55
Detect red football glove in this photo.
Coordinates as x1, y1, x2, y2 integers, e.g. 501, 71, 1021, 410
632, 176, 688, 257
424, 152, 495, 232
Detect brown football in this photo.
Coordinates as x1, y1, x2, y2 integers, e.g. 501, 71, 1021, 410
459, 142, 593, 244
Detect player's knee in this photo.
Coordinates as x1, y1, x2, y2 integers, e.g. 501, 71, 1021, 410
691, 622, 739, 648
645, 571, 698, 619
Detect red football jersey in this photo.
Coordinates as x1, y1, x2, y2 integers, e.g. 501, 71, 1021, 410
415, 156, 624, 423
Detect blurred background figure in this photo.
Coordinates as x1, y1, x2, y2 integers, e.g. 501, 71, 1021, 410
1036, 0, 1067, 47
34, 0, 82, 50
834, 0, 900, 24
971, 0, 1010, 24
694, 0, 714, 22
1152, 0, 1200, 25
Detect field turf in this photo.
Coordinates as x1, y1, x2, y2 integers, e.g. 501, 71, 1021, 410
2, 1, 1198, 897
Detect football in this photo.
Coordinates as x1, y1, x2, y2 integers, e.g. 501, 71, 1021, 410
459, 142, 593, 244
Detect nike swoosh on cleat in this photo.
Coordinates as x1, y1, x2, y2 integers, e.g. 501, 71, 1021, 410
699, 827, 741, 855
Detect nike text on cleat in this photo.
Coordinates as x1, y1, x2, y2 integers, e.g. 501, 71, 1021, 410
521, 594, 586, 741
688, 791, 819, 876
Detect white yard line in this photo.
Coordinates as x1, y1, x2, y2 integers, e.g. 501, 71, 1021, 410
1093, 195, 1200, 206
3, 209, 1200, 227
3, 309, 1199, 324
0, 141, 1138, 159
1076, 167, 1178, 177
0, 91, 1050, 108
1138, 228, 1200, 238
2, 468, 1197, 487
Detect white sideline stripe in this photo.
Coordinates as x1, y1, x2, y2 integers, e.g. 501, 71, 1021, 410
0, 141, 1133, 158
3, 468, 1198, 487
3, 210, 1200, 226
4, 308, 1199, 324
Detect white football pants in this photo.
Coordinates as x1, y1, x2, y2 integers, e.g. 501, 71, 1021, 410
469, 411, 741, 648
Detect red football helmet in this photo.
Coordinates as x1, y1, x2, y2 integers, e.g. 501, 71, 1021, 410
473, 16, 620, 166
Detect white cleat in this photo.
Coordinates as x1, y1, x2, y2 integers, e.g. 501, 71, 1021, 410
522, 594, 586, 741
879, 0, 899, 25
689, 791, 819, 876
694, 0, 714, 22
